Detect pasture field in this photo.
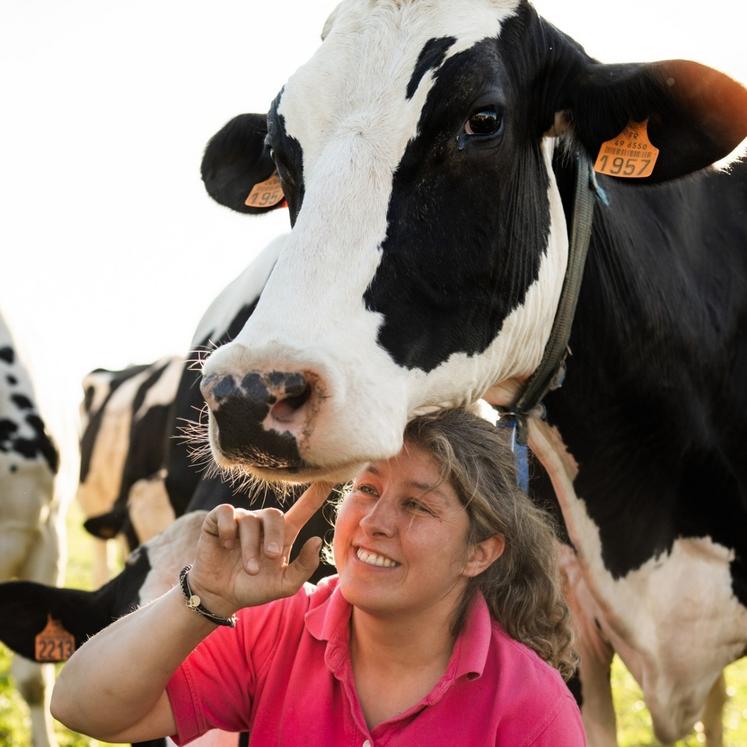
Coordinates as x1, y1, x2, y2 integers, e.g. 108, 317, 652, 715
1, 504, 746, 746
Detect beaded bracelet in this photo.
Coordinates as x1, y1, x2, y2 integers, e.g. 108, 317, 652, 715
178, 564, 237, 628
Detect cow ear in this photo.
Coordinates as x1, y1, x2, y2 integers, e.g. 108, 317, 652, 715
0, 581, 110, 661
566, 60, 747, 183
201, 113, 286, 213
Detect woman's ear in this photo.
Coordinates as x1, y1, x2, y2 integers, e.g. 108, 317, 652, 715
464, 534, 505, 578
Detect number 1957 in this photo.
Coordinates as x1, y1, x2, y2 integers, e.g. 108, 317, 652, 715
598, 155, 651, 177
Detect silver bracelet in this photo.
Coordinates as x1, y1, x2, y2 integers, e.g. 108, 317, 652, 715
178, 564, 237, 628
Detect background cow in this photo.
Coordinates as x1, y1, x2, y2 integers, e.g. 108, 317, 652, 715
0, 310, 61, 747
188, 2, 747, 745
76, 357, 182, 583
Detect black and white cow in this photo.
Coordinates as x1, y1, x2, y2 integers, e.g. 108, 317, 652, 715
0, 311, 61, 747
76, 357, 182, 582
185, 2, 747, 745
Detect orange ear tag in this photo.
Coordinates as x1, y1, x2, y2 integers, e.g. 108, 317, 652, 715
594, 120, 659, 178
244, 172, 285, 208
34, 615, 76, 662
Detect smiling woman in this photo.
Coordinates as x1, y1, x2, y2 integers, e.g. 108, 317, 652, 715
49, 408, 584, 746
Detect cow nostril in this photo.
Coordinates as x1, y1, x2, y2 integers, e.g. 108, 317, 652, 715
212, 375, 238, 400
270, 384, 312, 423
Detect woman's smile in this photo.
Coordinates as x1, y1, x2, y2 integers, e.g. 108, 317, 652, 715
354, 546, 401, 569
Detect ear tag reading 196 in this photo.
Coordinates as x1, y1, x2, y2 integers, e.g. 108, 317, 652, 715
594, 120, 659, 179
34, 615, 75, 662
244, 172, 285, 208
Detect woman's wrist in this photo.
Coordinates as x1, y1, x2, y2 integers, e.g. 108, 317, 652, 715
180, 567, 239, 621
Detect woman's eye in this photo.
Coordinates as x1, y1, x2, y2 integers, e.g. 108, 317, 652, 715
463, 107, 503, 137
404, 498, 434, 515
356, 483, 378, 497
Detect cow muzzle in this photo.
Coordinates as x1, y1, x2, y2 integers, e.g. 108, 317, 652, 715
200, 369, 319, 473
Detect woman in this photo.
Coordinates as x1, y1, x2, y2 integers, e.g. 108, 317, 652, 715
51, 408, 585, 745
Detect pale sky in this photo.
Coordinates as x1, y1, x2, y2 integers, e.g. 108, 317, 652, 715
2, 0, 745, 494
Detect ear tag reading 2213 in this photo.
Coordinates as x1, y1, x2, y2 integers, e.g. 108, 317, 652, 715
34, 615, 75, 662
594, 120, 659, 178
244, 172, 285, 208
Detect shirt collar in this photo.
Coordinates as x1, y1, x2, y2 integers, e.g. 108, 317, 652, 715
305, 577, 350, 643
305, 579, 492, 680
452, 591, 492, 680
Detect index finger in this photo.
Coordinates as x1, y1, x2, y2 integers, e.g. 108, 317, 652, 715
284, 482, 334, 542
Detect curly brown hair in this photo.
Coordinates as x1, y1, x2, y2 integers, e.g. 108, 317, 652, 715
402, 408, 577, 680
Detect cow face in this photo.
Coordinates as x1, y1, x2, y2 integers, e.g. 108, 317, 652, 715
200, 0, 747, 481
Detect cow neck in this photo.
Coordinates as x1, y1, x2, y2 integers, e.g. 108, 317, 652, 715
498, 150, 604, 479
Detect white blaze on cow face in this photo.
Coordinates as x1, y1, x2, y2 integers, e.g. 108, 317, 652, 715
203, 0, 571, 479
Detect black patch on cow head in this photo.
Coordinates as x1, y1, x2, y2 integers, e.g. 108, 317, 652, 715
82, 383, 96, 413
6, 374, 17, 386
406, 37, 456, 99
267, 92, 305, 224
365, 24, 551, 371
0, 347, 14, 365
78, 363, 152, 484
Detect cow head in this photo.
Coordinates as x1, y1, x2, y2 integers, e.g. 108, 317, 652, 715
199, 0, 747, 482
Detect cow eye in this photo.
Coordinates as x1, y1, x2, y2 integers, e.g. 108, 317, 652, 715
463, 107, 503, 137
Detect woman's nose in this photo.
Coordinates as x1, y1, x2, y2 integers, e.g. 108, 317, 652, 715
359, 497, 397, 536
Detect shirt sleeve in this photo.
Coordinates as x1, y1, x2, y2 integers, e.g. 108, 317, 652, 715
165, 590, 306, 745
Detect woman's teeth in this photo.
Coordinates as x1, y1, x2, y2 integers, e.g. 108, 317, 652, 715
356, 548, 399, 568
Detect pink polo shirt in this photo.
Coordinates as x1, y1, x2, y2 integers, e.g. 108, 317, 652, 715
166, 577, 585, 746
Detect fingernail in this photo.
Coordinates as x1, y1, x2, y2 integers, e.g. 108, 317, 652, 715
223, 539, 234, 550
266, 543, 280, 555
246, 559, 259, 574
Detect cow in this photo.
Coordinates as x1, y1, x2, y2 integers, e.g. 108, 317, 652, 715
183, 2, 747, 745
0, 310, 61, 747
76, 357, 182, 583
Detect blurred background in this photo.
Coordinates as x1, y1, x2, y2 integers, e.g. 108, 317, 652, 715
1, 1, 746, 744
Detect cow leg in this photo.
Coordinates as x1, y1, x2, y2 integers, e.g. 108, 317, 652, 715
554, 543, 618, 747
16, 510, 62, 747
11, 656, 56, 747
576, 639, 618, 747
91, 537, 112, 586
701, 671, 727, 747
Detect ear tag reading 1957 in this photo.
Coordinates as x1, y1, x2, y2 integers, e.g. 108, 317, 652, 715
244, 172, 285, 208
34, 615, 75, 662
594, 120, 659, 178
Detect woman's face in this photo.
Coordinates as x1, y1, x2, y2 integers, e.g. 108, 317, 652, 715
333, 441, 483, 622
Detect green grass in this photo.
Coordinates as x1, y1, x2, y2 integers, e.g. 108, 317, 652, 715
2, 503, 747, 745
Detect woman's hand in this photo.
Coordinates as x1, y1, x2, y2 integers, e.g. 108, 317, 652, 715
187, 483, 333, 617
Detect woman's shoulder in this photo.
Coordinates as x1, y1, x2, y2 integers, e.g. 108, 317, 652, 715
485, 623, 584, 744
484, 620, 577, 714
